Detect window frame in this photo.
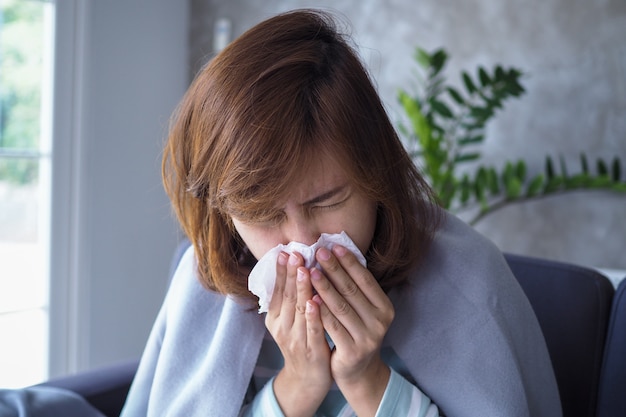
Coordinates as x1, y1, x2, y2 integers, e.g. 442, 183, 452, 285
48, 0, 90, 378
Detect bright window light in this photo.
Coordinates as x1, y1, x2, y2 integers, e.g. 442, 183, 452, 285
0, 0, 54, 388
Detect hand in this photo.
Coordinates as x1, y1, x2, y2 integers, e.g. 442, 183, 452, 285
265, 251, 332, 417
311, 245, 394, 417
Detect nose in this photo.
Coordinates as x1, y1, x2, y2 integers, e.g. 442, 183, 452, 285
281, 215, 320, 246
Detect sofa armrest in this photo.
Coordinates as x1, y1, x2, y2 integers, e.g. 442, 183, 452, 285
36, 359, 138, 417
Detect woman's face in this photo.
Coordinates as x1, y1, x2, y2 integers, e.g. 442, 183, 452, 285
231, 154, 377, 260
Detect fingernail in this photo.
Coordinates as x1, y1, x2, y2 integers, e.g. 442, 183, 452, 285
278, 252, 288, 266
317, 247, 331, 261
306, 301, 314, 313
332, 245, 347, 257
289, 253, 299, 265
310, 268, 322, 281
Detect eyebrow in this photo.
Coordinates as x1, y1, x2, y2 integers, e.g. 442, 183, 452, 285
302, 185, 348, 206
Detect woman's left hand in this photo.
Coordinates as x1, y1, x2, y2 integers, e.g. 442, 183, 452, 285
310, 245, 395, 417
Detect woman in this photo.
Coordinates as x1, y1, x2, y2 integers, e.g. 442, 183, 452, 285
121, 9, 561, 417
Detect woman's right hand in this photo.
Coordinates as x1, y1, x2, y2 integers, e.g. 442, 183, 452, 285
265, 251, 332, 417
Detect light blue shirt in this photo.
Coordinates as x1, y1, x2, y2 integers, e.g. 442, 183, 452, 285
243, 369, 439, 417
241, 331, 439, 416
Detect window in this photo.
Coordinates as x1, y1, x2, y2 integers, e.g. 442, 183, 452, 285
0, 0, 54, 388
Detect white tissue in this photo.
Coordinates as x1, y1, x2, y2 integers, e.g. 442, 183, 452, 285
248, 231, 367, 313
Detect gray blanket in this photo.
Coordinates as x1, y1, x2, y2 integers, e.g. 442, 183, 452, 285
121, 212, 562, 417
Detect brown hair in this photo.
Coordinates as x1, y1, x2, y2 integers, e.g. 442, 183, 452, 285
162, 9, 442, 300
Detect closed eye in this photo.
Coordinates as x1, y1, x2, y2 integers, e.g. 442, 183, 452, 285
233, 210, 285, 227
312, 194, 350, 211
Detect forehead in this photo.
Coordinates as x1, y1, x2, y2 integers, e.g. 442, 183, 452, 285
218, 149, 352, 219
277, 153, 349, 205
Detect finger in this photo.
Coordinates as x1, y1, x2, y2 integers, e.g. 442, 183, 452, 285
311, 257, 393, 349
305, 300, 330, 353
280, 252, 303, 322
315, 247, 374, 319
316, 247, 362, 298
267, 251, 290, 319
296, 266, 314, 313
293, 266, 312, 333
311, 290, 353, 348
310, 268, 357, 344
329, 246, 395, 334
330, 245, 391, 311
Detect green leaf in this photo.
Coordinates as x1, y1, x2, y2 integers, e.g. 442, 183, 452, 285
462, 71, 477, 94
454, 152, 481, 163
516, 160, 527, 182
488, 168, 499, 194
446, 87, 465, 105
503, 161, 515, 182
494, 65, 505, 80
431, 49, 448, 75
476, 167, 488, 185
590, 176, 612, 188
460, 174, 471, 203
564, 174, 587, 189
430, 99, 454, 118
457, 135, 485, 146
510, 75, 526, 95
598, 159, 609, 176
546, 156, 555, 179
580, 153, 589, 174
526, 175, 544, 197
612, 182, 626, 192
414, 48, 431, 70
478, 67, 491, 87
474, 177, 486, 202
469, 106, 493, 121
544, 176, 564, 193
505, 177, 522, 199
398, 92, 420, 125
477, 91, 499, 110
612, 157, 621, 181
398, 92, 432, 151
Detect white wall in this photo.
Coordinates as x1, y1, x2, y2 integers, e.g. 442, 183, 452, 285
50, 0, 189, 376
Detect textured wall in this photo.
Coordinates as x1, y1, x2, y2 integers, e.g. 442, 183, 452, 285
190, 0, 626, 270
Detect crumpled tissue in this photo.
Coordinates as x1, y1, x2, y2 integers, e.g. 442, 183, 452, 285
248, 231, 367, 313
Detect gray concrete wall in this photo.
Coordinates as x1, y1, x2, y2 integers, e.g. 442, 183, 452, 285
189, 0, 626, 271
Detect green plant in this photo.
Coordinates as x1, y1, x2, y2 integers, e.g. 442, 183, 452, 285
398, 48, 626, 225
0, 0, 45, 184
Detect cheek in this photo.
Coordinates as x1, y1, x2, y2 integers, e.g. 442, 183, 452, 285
232, 220, 282, 261
341, 201, 377, 255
